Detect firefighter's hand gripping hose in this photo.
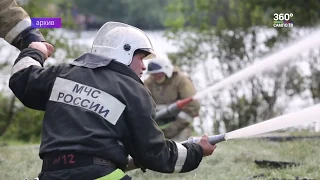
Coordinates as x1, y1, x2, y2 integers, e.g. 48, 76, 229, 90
125, 133, 220, 172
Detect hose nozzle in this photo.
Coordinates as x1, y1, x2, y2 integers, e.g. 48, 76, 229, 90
180, 133, 226, 145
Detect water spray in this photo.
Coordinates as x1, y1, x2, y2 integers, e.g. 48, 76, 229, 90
128, 103, 320, 172
155, 27, 320, 144
182, 103, 320, 145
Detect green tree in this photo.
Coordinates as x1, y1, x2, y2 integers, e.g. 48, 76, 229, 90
73, 0, 169, 29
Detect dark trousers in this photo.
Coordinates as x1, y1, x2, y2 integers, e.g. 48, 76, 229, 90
38, 151, 132, 180
38, 164, 132, 180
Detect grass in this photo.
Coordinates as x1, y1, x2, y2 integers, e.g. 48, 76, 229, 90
1, 134, 320, 180
0, 139, 30, 146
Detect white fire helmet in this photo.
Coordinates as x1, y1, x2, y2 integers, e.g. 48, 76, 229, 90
91, 21, 155, 65
146, 53, 174, 78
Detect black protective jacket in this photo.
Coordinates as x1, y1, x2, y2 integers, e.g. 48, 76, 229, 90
9, 48, 204, 173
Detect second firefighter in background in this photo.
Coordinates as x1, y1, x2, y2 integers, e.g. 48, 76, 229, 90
144, 54, 201, 142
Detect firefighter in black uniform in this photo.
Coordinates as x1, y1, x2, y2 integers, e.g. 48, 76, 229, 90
9, 21, 217, 180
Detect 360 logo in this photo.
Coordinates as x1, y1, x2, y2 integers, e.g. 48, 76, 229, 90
273, 13, 293, 21
273, 13, 294, 28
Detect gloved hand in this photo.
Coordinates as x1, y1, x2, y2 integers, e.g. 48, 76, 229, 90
11, 27, 47, 52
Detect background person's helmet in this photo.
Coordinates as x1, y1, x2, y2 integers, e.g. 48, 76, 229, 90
146, 53, 174, 78
91, 21, 155, 65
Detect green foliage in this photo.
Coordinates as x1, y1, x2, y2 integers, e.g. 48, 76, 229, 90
250, 0, 320, 27
2, 105, 43, 143
0, 95, 11, 133
73, 0, 170, 30
163, 0, 186, 33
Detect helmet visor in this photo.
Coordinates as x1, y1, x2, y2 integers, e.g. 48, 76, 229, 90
138, 48, 156, 60
147, 62, 163, 74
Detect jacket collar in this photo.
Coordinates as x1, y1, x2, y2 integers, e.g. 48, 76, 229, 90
71, 53, 143, 84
